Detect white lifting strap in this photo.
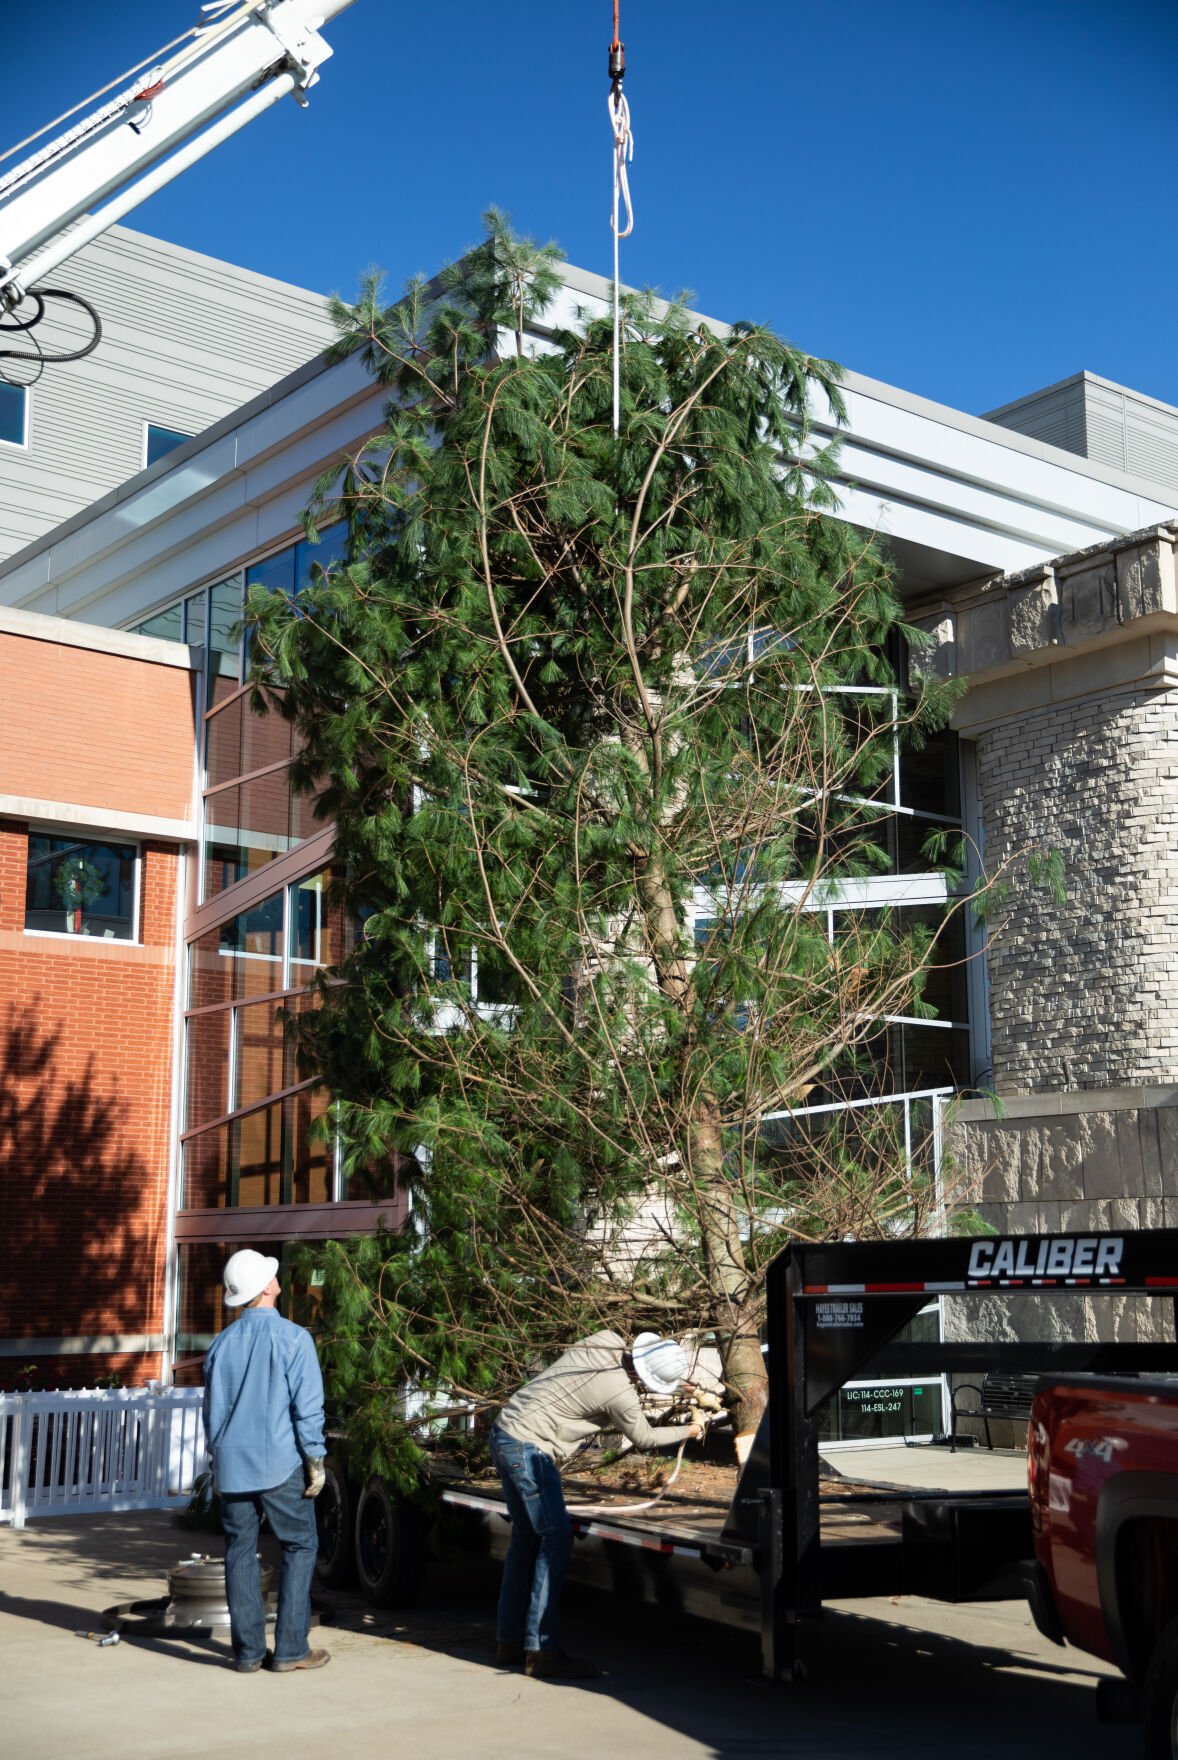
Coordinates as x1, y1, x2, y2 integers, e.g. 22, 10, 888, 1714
609, 82, 633, 436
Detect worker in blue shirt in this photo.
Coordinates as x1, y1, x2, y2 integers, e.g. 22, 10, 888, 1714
203, 1249, 330, 1673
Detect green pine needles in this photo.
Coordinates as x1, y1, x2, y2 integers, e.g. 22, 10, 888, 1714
246, 210, 979, 1480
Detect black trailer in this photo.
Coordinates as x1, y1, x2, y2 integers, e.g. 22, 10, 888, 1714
319, 1225, 1178, 1677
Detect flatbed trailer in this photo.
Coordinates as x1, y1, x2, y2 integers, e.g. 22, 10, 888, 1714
321, 1226, 1177, 1678
436, 1470, 1030, 1641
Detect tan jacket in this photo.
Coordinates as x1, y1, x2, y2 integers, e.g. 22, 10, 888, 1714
496, 1330, 693, 1466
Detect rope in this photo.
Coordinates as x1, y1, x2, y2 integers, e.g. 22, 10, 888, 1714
564, 1394, 725, 1517
564, 1434, 689, 1517
608, 8, 633, 436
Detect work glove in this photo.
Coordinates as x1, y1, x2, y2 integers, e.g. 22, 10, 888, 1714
304, 1456, 326, 1499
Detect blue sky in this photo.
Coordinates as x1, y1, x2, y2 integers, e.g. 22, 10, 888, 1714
6, 0, 1178, 415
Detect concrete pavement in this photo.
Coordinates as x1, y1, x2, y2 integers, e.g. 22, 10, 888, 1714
821, 1441, 1028, 1493
0, 1504, 1126, 1760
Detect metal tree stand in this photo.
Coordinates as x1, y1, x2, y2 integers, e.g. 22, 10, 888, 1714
103, 1554, 276, 1637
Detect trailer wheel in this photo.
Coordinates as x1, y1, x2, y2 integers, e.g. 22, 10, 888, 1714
354, 1476, 429, 1607
314, 1460, 357, 1588
1143, 1616, 1178, 1759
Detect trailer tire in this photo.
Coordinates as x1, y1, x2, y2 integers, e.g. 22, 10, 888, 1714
1143, 1616, 1178, 1759
314, 1460, 357, 1588
354, 1476, 429, 1608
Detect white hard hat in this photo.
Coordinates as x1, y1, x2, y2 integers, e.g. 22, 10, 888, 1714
222, 1249, 279, 1308
631, 1333, 688, 1397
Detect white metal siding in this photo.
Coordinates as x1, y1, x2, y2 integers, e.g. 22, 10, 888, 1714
987, 372, 1178, 496
0, 224, 335, 563
985, 382, 1088, 459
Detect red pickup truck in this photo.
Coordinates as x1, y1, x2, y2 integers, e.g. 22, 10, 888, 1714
1025, 1375, 1178, 1759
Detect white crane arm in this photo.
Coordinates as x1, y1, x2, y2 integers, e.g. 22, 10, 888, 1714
0, 0, 355, 310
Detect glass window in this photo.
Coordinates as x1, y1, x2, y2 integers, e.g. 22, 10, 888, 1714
182, 1122, 232, 1209
189, 892, 284, 1009
220, 893, 285, 994
817, 1380, 943, 1444
184, 590, 206, 648
209, 578, 242, 654
893, 905, 969, 1024
291, 872, 346, 973
234, 1101, 285, 1207
183, 1108, 285, 1209
186, 1008, 232, 1130
830, 1021, 971, 1099
133, 587, 214, 647
204, 695, 244, 793
174, 1241, 230, 1370
247, 525, 348, 603
25, 835, 136, 939
294, 523, 348, 591
182, 1086, 331, 1210
207, 578, 243, 712
0, 382, 27, 446
476, 945, 526, 1007
900, 725, 961, 818
432, 932, 471, 986
234, 999, 295, 1114
145, 423, 189, 467
205, 693, 295, 790
137, 602, 183, 643
247, 547, 296, 598
289, 1085, 333, 1205
202, 772, 303, 897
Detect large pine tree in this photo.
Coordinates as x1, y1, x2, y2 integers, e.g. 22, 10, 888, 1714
248, 213, 967, 1481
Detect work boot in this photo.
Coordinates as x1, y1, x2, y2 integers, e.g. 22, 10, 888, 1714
268, 1648, 331, 1673
233, 1656, 265, 1673
495, 1641, 526, 1667
525, 1648, 600, 1680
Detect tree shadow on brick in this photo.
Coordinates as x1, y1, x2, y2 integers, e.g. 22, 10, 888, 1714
0, 1001, 163, 1389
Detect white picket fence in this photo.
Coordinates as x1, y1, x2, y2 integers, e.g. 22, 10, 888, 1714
0, 1387, 207, 1529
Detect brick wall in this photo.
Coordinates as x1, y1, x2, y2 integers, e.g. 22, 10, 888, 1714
0, 632, 197, 821
0, 820, 181, 1386
0, 620, 197, 1385
977, 684, 1178, 1092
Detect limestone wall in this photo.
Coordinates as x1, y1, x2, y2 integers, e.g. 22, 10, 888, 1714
976, 684, 1178, 1091
905, 530, 1178, 1380
946, 1091, 1177, 1351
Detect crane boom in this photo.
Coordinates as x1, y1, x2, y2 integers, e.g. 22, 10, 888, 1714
0, 0, 356, 313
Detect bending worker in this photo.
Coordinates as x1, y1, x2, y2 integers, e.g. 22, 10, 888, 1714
202, 1249, 330, 1674
489, 1329, 702, 1679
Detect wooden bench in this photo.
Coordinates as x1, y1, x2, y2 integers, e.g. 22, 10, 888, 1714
949, 1371, 1041, 1451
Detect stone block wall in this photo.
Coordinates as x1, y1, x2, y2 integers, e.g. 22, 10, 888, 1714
946, 1091, 1177, 1355
905, 531, 1178, 1379
976, 684, 1178, 1092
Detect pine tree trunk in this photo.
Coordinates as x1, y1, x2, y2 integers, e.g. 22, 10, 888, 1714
689, 1106, 769, 1443
628, 776, 771, 1441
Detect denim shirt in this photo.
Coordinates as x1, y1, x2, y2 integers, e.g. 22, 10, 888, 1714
202, 1306, 326, 1494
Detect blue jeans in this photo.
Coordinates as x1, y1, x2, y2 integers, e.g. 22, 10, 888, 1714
489, 1425, 573, 1654
219, 1463, 319, 1666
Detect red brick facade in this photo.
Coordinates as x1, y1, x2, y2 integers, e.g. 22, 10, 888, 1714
0, 618, 393, 1391
0, 625, 195, 1388
0, 633, 198, 823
